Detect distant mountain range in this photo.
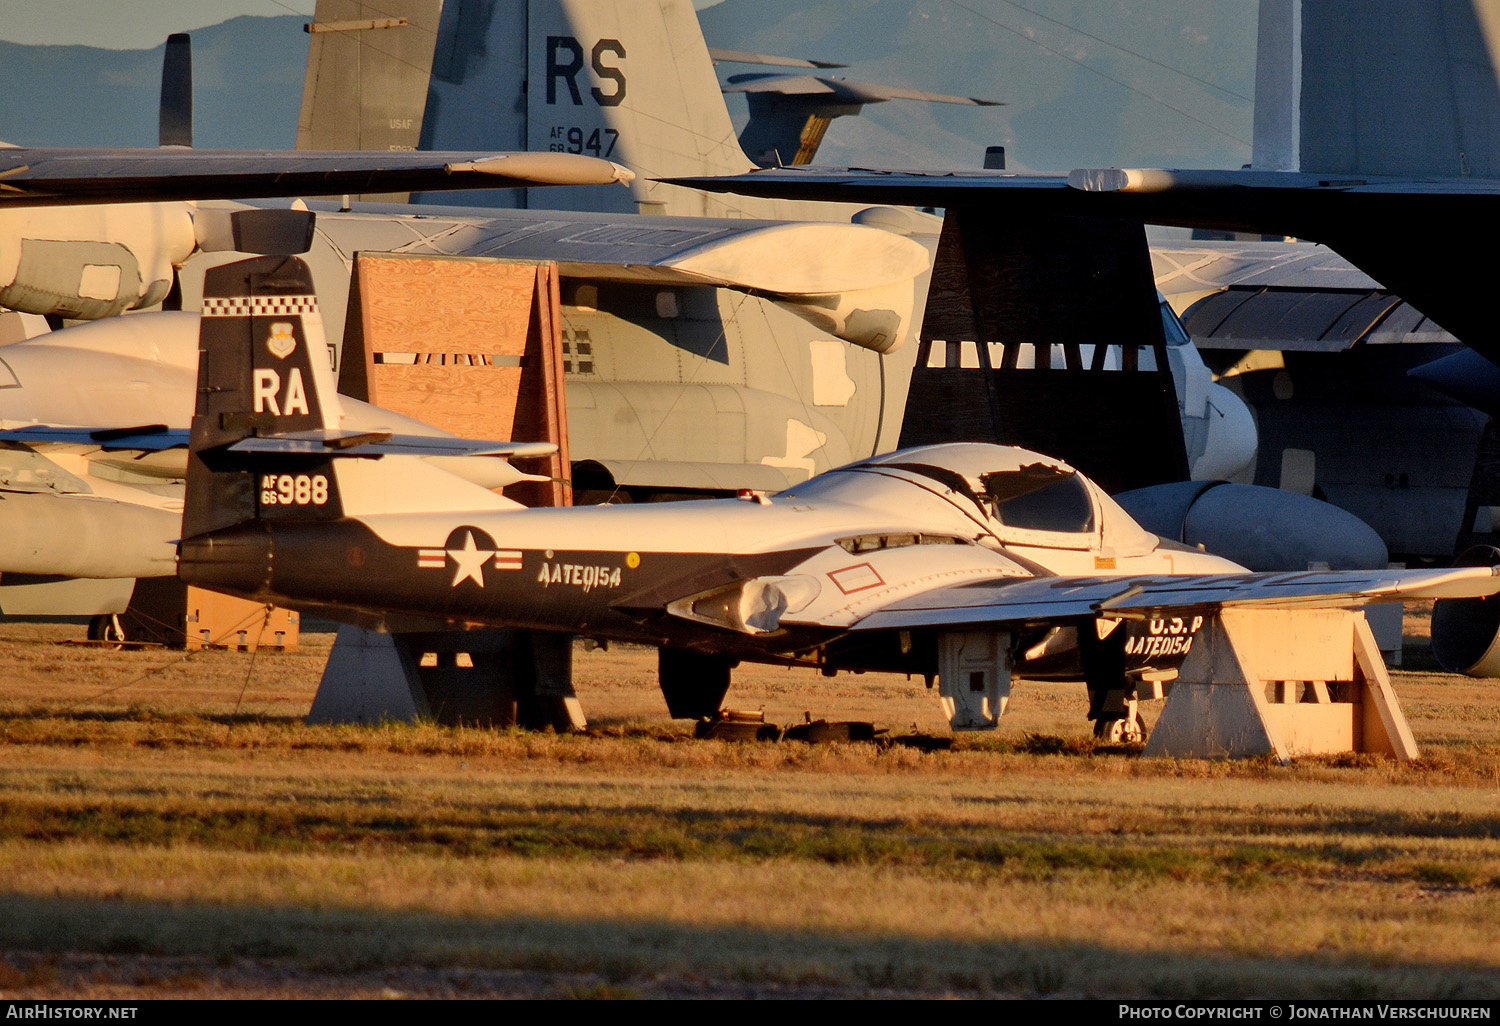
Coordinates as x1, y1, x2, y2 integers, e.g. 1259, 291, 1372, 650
0, 16, 308, 150
0, 2, 1255, 170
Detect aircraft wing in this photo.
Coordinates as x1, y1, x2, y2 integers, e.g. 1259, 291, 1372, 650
300, 202, 931, 351
667, 165, 1500, 362
845, 565, 1500, 633
1150, 238, 1456, 352
0, 149, 633, 207
309, 203, 932, 296
0, 425, 187, 450
668, 166, 1500, 218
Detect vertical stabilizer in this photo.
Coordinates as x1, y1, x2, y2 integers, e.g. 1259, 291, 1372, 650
419, 0, 756, 215
159, 33, 194, 148
184, 256, 342, 539
1250, 0, 1298, 170
1256, 0, 1500, 176
297, 0, 444, 154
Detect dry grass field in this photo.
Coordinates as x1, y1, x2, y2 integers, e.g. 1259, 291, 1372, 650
0, 608, 1497, 999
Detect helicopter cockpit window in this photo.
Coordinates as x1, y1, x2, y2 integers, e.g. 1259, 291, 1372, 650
980, 465, 1095, 534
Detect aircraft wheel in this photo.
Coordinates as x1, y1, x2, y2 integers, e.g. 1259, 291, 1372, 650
87, 614, 130, 648
1093, 714, 1144, 744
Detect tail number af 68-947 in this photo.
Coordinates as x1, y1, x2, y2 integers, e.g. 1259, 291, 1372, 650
260, 473, 329, 507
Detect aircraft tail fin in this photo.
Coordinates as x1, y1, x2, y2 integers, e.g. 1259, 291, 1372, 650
182, 256, 533, 549
1254, 0, 1500, 176
183, 256, 347, 539
416, 0, 754, 215
297, 1, 442, 154
159, 32, 193, 148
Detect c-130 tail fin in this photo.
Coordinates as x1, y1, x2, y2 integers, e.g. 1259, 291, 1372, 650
299, 0, 761, 216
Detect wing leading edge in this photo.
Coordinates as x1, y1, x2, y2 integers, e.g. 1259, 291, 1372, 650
0, 150, 633, 207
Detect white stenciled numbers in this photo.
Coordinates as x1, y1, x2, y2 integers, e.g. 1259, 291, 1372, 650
260, 473, 329, 507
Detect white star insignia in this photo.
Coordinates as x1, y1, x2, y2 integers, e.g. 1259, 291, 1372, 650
447, 531, 494, 587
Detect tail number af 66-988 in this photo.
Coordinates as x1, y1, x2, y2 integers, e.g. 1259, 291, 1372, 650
260, 473, 329, 507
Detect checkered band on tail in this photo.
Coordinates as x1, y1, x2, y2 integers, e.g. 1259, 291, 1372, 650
201, 295, 320, 317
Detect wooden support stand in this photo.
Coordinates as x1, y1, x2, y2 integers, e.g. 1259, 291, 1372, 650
184, 588, 299, 652
1143, 608, 1417, 761
122, 577, 299, 651
309, 253, 580, 730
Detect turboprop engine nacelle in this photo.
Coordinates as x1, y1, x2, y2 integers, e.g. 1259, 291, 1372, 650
1114, 479, 1389, 572
0, 203, 316, 321
1431, 546, 1500, 677
0, 203, 196, 320
0, 491, 179, 579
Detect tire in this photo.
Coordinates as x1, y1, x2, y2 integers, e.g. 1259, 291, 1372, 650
87, 614, 129, 647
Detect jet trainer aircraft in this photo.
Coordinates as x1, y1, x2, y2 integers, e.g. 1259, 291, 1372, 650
173, 255, 1500, 735
0, 1, 1383, 637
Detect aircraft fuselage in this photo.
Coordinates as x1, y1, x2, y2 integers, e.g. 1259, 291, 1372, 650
180, 452, 1239, 678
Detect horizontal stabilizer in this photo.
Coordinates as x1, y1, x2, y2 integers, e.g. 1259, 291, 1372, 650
226, 431, 556, 459
724, 73, 1001, 107
708, 48, 846, 69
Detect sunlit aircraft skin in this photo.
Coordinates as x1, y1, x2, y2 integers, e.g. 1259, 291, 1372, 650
0, 143, 630, 320
176, 256, 1500, 731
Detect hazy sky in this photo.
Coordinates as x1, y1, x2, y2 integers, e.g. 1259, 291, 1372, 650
0, 0, 725, 48
0, 1, 312, 47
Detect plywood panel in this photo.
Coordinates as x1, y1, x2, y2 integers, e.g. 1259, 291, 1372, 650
1263, 704, 1357, 756
357, 255, 538, 355
371, 363, 525, 439
340, 253, 570, 507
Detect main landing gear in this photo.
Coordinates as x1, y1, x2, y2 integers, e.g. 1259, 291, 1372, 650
1092, 705, 1145, 743
86, 614, 131, 647
1080, 619, 1148, 744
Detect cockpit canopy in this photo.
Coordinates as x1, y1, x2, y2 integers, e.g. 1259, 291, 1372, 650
980, 463, 1095, 534
788, 443, 1158, 554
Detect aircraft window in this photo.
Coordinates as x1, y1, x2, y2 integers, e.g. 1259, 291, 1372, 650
982, 468, 1095, 533
837, 533, 966, 554
1160, 299, 1192, 347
